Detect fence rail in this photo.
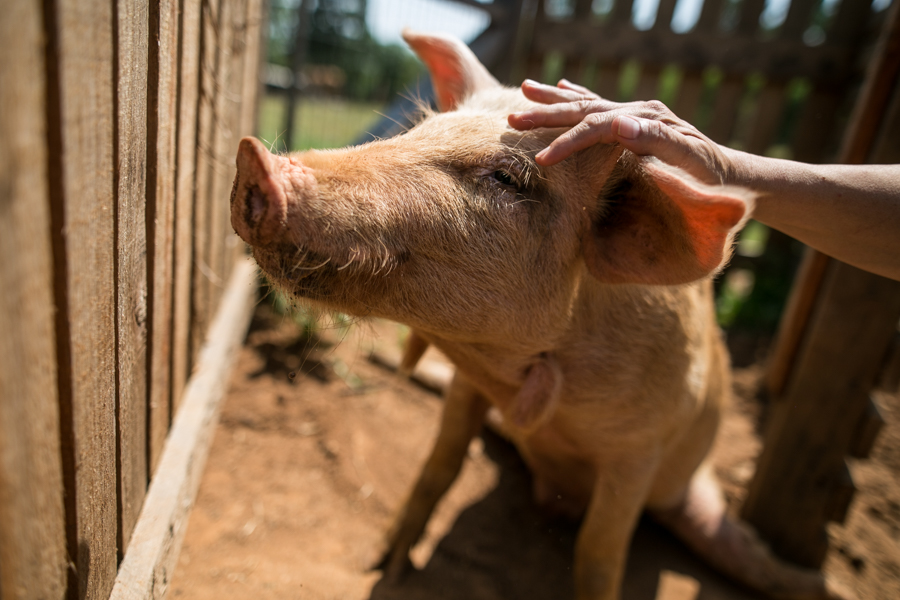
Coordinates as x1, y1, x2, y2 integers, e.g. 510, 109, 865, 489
0, 1, 263, 599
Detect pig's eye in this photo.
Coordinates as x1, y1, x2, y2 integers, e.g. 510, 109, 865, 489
492, 170, 517, 187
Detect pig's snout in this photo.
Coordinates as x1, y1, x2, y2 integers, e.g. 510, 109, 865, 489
231, 137, 290, 248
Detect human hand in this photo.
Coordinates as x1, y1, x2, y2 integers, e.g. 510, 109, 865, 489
508, 79, 737, 186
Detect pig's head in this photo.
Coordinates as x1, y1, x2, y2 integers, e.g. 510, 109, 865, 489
231, 31, 752, 348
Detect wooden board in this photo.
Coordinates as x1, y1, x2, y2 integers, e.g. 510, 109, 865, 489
742, 261, 900, 567
49, 0, 119, 597
114, 0, 150, 559
171, 0, 203, 410
191, 0, 221, 365
109, 258, 258, 600
0, 1, 68, 598
147, 0, 181, 475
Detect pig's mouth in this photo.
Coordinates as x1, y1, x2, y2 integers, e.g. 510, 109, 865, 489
252, 240, 410, 302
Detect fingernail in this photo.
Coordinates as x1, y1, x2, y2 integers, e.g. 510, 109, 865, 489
617, 116, 640, 139
523, 79, 538, 86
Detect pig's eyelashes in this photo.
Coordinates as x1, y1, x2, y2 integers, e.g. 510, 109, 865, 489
492, 170, 519, 188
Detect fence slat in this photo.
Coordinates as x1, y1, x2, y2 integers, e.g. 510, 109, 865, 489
49, 0, 119, 597
0, 2, 68, 598
207, 0, 237, 320
192, 0, 221, 365
705, 74, 745, 144
147, 0, 181, 474
115, 0, 150, 558
172, 0, 203, 410
744, 80, 787, 155
109, 259, 257, 600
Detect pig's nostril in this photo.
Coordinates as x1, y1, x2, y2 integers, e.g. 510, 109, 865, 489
244, 185, 267, 228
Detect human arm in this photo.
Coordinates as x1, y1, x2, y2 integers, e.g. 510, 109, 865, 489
508, 79, 900, 281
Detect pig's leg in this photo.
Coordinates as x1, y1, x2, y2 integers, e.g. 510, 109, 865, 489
651, 466, 841, 600
398, 329, 429, 377
574, 454, 659, 600
377, 370, 489, 581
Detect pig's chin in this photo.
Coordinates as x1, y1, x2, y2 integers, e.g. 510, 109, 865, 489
251, 244, 343, 302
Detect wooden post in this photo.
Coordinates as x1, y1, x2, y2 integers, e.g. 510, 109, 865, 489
743, 0, 900, 567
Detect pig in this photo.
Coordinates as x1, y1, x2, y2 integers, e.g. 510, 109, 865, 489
230, 30, 840, 600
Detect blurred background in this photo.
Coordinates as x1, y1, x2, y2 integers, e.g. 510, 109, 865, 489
259, 0, 897, 362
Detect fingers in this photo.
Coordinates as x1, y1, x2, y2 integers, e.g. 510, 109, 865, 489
557, 78, 598, 99
520, 79, 593, 105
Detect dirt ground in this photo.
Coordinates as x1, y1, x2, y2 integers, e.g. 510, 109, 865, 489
170, 301, 900, 600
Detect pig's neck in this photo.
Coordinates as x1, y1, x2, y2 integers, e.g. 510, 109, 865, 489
423, 274, 709, 412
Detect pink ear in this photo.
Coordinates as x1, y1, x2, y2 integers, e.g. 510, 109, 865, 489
584, 160, 753, 286
402, 29, 500, 112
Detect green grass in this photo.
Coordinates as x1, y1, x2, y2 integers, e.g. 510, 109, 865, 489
257, 94, 386, 152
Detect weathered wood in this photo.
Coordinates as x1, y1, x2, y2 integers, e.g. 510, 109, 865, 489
705, 74, 744, 144
791, 84, 842, 163
840, 0, 900, 164
171, 0, 203, 410
531, 23, 861, 83
147, 0, 181, 473
672, 70, 705, 123
780, 0, 818, 41
765, 248, 831, 398
207, 0, 237, 319
878, 332, 900, 393
191, 0, 221, 364
109, 258, 258, 600
742, 261, 900, 567
848, 395, 887, 460
114, 0, 150, 559
744, 80, 787, 155
49, 0, 119, 596
735, 0, 766, 35
654, 0, 678, 32
594, 61, 621, 101
632, 65, 660, 101
0, 2, 68, 598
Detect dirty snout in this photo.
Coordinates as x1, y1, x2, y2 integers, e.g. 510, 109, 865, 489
231, 137, 295, 248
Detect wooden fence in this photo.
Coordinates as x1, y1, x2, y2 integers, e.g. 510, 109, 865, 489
0, 1, 264, 599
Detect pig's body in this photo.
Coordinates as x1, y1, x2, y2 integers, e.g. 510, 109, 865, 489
231, 32, 838, 600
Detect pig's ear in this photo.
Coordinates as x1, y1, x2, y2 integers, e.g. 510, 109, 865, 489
403, 29, 500, 112
583, 159, 753, 286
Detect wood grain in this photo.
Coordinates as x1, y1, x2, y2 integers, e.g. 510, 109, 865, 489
0, 1, 68, 598
114, 0, 150, 560
147, 0, 181, 475
49, 0, 119, 597
109, 259, 257, 600
171, 0, 203, 410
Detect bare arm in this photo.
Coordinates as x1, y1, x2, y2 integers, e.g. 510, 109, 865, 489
509, 79, 900, 281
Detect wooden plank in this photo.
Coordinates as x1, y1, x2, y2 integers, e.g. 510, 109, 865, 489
744, 80, 787, 155
695, 0, 724, 32
840, 0, 900, 164
147, 0, 181, 474
114, 0, 150, 559
48, 0, 119, 597
780, 0, 818, 41
109, 258, 258, 600
0, 1, 68, 598
672, 70, 704, 122
632, 65, 660, 101
532, 23, 858, 83
765, 249, 831, 398
594, 61, 621, 101
171, 0, 203, 410
239, 0, 264, 139
742, 261, 900, 568
705, 74, 745, 144
848, 395, 886, 460
878, 332, 900, 393
736, 0, 766, 35
791, 84, 842, 163
654, 0, 678, 32
191, 0, 221, 365
206, 0, 237, 319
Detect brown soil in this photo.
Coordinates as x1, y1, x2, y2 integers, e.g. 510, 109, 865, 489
170, 302, 900, 600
